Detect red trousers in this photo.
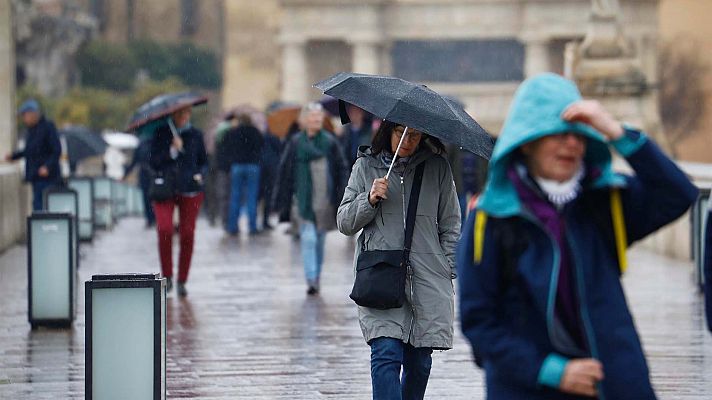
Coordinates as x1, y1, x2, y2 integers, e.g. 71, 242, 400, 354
153, 193, 204, 283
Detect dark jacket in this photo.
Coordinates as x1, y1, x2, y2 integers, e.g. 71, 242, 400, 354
340, 123, 373, 166
217, 124, 264, 170
272, 131, 348, 222
124, 138, 152, 187
705, 202, 712, 333
149, 124, 208, 194
12, 116, 61, 182
261, 132, 282, 170
457, 74, 698, 400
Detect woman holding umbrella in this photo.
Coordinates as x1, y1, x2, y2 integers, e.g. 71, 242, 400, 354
149, 105, 208, 297
336, 120, 461, 399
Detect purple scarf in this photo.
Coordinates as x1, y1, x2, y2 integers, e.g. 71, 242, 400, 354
508, 165, 586, 349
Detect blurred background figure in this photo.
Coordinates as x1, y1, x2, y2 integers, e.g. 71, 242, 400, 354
222, 113, 264, 235
260, 127, 282, 230
123, 136, 155, 228
4, 99, 61, 211
150, 106, 207, 297
340, 104, 373, 168
213, 114, 238, 228
273, 102, 348, 294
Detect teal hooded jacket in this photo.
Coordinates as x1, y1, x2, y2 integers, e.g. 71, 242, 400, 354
457, 73, 698, 400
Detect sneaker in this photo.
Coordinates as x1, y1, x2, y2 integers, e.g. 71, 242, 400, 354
165, 277, 173, 292
177, 282, 188, 297
306, 286, 318, 295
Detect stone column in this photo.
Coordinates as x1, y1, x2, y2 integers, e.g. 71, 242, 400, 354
0, 0, 16, 155
350, 39, 380, 75
280, 37, 308, 103
523, 38, 550, 78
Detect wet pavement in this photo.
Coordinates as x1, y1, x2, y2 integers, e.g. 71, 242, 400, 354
0, 216, 711, 399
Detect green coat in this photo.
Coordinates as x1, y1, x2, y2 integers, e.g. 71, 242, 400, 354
337, 146, 461, 349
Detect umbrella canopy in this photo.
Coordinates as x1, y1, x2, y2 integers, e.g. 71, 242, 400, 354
266, 105, 335, 139
103, 132, 140, 150
314, 72, 493, 160
126, 92, 208, 132
60, 126, 108, 164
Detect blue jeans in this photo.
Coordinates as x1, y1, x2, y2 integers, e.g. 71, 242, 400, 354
299, 221, 326, 285
370, 337, 433, 400
32, 180, 58, 211
227, 164, 261, 233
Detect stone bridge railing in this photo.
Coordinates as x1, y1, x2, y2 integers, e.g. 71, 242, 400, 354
636, 161, 712, 261
0, 165, 29, 253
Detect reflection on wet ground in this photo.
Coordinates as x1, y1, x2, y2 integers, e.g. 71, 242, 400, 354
0, 217, 710, 398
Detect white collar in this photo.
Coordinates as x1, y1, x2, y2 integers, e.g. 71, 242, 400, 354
533, 166, 585, 208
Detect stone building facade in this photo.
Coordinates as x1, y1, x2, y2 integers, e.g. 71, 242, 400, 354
222, 0, 659, 134
79, 0, 225, 53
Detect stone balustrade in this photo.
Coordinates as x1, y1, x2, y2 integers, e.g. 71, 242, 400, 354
0, 165, 29, 253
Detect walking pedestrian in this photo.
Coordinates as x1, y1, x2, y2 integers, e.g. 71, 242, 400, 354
273, 102, 349, 294
704, 199, 712, 334
149, 106, 208, 297
260, 128, 282, 230
337, 120, 461, 399
4, 99, 62, 211
123, 137, 155, 227
223, 113, 264, 235
457, 73, 698, 399
340, 105, 373, 167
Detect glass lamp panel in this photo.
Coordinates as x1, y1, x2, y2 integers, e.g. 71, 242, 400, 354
30, 218, 70, 319
92, 287, 155, 400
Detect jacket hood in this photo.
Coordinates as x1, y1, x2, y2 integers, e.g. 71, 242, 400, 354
478, 73, 625, 217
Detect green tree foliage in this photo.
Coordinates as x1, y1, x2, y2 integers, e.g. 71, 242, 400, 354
76, 39, 221, 92
76, 41, 139, 91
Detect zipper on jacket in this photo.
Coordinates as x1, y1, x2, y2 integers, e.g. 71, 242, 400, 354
401, 173, 417, 343
567, 234, 606, 400
519, 213, 563, 356
523, 211, 605, 400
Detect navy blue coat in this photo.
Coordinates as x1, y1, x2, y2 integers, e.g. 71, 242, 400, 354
149, 124, 208, 194
12, 116, 61, 182
704, 202, 712, 333
457, 139, 698, 400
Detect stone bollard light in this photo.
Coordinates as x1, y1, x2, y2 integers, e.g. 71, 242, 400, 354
27, 212, 76, 328
85, 273, 166, 400
44, 186, 79, 270
68, 177, 95, 242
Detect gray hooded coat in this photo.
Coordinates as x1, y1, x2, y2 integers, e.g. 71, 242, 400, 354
337, 145, 461, 349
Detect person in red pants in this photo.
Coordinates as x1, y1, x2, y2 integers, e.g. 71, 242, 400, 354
149, 106, 208, 296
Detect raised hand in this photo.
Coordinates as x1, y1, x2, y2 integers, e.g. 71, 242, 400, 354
561, 100, 624, 141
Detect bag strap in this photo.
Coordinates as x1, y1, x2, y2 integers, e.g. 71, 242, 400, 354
403, 163, 426, 260
610, 188, 628, 274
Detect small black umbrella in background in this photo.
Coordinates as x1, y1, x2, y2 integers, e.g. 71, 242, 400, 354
126, 92, 208, 136
314, 72, 493, 177
60, 126, 108, 164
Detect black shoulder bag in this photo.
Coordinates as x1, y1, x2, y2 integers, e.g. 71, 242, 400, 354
349, 163, 426, 310
148, 167, 177, 202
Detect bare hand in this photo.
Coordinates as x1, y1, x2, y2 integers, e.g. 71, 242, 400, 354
4, 153, 12, 162
368, 177, 389, 206
561, 100, 624, 141
559, 358, 604, 397
172, 136, 184, 151
38, 165, 49, 177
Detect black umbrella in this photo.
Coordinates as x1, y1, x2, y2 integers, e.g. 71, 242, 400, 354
314, 72, 493, 162
126, 92, 208, 132
61, 126, 108, 164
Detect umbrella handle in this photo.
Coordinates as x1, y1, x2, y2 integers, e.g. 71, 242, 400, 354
167, 117, 184, 153
385, 126, 408, 180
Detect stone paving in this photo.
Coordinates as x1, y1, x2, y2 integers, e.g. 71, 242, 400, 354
0, 216, 711, 399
